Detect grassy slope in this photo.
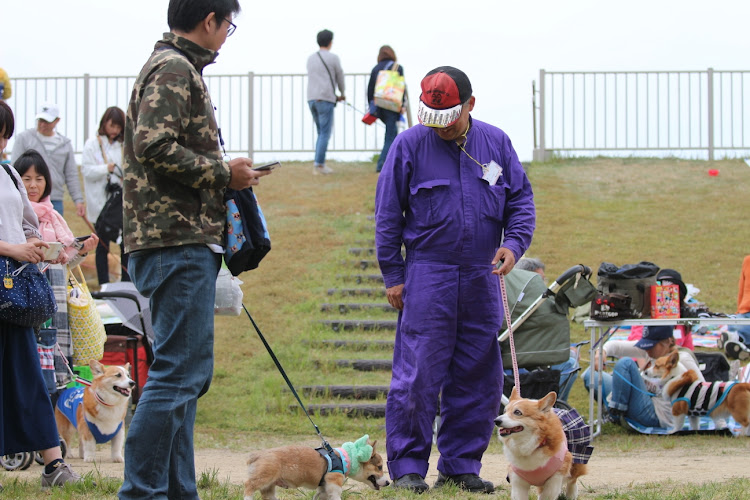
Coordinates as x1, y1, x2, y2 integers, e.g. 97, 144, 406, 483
62, 157, 750, 448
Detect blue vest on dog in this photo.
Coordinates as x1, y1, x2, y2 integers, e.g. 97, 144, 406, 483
56, 387, 123, 444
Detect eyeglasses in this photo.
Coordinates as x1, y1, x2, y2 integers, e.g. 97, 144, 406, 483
224, 18, 236, 37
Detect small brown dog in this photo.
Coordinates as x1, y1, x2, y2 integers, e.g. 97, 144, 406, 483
55, 360, 134, 462
495, 388, 588, 500
243, 434, 389, 500
645, 350, 750, 435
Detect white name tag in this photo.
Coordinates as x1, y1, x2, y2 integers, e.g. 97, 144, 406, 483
482, 160, 502, 186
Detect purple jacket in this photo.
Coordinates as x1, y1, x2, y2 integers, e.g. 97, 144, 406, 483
375, 119, 535, 288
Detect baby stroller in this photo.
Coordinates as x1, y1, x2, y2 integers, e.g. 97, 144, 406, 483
498, 264, 596, 407
432, 265, 596, 442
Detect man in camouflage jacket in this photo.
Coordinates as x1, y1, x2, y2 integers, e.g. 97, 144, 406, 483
118, 1, 269, 498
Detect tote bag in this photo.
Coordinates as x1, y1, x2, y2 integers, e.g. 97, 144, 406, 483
373, 62, 405, 113
67, 266, 106, 365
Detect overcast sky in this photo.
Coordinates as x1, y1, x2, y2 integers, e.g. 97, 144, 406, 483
3, 0, 749, 161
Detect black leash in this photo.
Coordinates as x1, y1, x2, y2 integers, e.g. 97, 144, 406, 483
242, 304, 334, 453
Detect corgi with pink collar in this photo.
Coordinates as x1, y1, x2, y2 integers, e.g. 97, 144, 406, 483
495, 388, 589, 500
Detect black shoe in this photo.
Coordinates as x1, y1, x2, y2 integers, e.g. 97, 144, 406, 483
725, 341, 750, 361
392, 473, 428, 493
434, 472, 494, 493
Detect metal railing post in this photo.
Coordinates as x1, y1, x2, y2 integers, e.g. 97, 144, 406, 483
534, 69, 546, 162
248, 71, 254, 158
707, 67, 714, 161
83, 73, 90, 147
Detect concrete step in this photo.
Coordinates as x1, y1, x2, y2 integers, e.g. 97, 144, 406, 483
336, 274, 384, 284
320, 303, 396, 314
340, 259, 380, 270
289, 403, 386, 418
314, 359, 393, 371
297, 385, 389, 399
303, 339, 395, 350
319, 319, 397, 332
348, 247, 375, 256
327, 288, 386, 297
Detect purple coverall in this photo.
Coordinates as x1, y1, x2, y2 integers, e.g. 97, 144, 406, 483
374, 118, 535, 480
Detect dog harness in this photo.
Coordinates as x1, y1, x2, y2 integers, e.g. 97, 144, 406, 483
671, 381, 737, 417
510, 436, 568, 487
506, 407, 593, 486
315, 447, 350, 486
56, 387, 123, 444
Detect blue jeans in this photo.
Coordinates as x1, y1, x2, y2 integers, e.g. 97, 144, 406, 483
376, 109, 400, 172
118, 245, 220, 500
308, 100, 335, 166
729, 311, 750, 344
51, 199, 64, 215
583, 358, 660, 427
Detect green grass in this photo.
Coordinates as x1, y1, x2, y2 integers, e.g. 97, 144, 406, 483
16, 156, 750, 498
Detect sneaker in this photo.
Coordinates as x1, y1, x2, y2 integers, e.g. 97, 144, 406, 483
312, 164, 333, 175
602, 408, 626, 425
41, 462, 81, 488
392, 473, 428, 494
433, 472, 494, 493
724, 340, 750, 361
717, 331, 739, 350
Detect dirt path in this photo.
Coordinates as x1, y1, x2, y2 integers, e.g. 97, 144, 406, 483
7, 447, 750, 493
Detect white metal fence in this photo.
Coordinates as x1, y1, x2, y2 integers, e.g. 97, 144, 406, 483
5, 72, 408, 159
533, 68, 750, 161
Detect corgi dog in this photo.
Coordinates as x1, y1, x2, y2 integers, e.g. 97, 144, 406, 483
55, 359, 135, 462
243, 435, 389, 500
495, 388, 588, 500
644, 350, 750, 435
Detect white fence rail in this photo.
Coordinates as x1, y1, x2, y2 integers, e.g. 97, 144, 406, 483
5, 72, 406, 159
533, 68, 750, 161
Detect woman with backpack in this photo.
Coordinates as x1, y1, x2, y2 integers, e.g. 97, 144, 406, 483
367, 45, 405, 173
81, 106, 129, 284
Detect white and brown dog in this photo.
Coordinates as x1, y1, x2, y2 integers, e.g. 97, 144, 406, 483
243, 434, 389, 500
55, 359, 135, 462
495, 388, 588, 500
645, 350, 750, 435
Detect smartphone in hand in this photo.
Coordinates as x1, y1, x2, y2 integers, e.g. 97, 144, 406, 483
252, 161, 281, 172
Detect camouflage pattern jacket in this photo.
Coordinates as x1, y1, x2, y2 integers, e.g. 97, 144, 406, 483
123, 32, 231, 253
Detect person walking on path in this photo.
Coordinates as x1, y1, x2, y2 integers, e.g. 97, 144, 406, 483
306, 29, 345, 175
118, 1, 270, 498
375, 66, 536, 494
367, 45, 405, 173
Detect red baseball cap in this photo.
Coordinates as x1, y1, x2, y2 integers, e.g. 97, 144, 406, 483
417, 66, 473, 128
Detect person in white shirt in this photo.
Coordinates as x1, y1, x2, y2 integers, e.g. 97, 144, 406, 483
583, 325, 704, 429
11, 102, 85, 217
81, 107, 128, 284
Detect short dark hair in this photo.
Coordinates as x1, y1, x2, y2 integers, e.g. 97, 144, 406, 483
168, 0, 240, 32
317, 29, 333, 47
97, 107, 126, 142
0, 101, 14, 139
14, 150, 52, 200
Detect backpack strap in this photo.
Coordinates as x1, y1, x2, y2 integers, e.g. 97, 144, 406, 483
2, 163, 19, 191
317, 52, 338, 99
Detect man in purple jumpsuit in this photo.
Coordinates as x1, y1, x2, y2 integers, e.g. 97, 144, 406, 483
375, 66, 535, 494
